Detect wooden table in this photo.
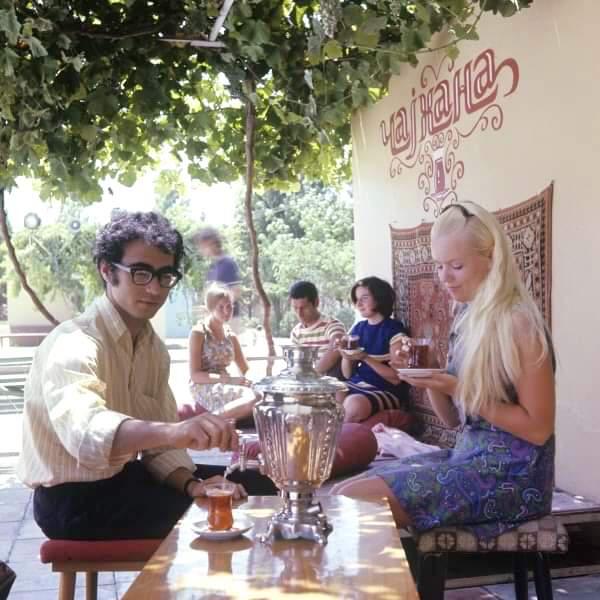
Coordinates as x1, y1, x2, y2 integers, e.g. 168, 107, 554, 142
122, 495, 418, 599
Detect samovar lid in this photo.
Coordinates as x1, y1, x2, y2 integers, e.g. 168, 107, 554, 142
253, 345, 347, 395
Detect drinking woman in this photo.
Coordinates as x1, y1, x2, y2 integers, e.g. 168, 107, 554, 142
334, 202, 555, 538
337, 276, 410, 423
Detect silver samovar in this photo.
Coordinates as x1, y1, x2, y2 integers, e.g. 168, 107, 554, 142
252, 345, 346, 544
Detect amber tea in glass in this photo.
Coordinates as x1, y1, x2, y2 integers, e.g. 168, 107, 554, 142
205, 482, 235, 531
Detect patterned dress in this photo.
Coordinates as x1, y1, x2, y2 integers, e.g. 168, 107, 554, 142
375, 310, 555, 539
189, 323, 253, 414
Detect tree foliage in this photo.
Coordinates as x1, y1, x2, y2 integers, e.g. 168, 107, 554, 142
5, 174, 209, 314
229, 181, 355, 336
8, 213, 101, 314
1, 0, 534, 200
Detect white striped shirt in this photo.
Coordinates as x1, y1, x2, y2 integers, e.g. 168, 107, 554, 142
290, 315, 346, 357
17, 294, 194, 488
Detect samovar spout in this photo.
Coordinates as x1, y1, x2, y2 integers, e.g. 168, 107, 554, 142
224, 432, 263, 478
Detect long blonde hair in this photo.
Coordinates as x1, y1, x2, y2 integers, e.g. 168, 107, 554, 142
432, 201, 550, 415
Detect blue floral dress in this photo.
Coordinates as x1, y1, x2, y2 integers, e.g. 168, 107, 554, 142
375, 310, 555, 539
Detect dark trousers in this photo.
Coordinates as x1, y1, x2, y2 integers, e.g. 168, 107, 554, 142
34, 461, 277, 540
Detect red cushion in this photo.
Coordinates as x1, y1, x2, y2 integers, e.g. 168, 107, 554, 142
332, 423, 378, 477
39, 539, 162, 563
361, 409, 413, 431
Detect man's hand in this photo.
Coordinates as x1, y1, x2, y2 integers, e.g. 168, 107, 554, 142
170, 413, 238, 452
188, 475, 247, 500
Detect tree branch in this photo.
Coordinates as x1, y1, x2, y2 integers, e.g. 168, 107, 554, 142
0, 189, 60, 327
63, 24, 165, 41
242, 80, 275, 360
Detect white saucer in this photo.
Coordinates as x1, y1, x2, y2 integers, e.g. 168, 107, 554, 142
191, 517, 253, 541
341, 347, 365, 356
395, 368, 444, 378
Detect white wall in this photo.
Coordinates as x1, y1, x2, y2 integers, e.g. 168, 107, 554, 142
8, 289, 75, 332
352, 0, 600, 499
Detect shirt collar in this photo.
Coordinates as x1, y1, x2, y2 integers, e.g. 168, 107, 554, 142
95, 294, 153, 347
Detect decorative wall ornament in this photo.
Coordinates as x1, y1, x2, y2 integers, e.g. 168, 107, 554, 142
380, 48, 520, 214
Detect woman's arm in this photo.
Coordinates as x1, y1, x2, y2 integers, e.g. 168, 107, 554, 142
341, 356, 354, 379
427, 387, 461, 428
231, 335, 249, 376
189, 330, 225, 384
360, 337, 404, 384
478, 315, 555, 446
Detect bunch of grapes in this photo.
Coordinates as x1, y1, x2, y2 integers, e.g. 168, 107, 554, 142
320, 0, 342, 38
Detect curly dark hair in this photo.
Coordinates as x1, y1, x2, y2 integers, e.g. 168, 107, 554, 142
93, 211, 185, 272
350, 276, 396, 318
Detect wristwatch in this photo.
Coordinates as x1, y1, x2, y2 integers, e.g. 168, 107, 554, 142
183, 476, 203, 497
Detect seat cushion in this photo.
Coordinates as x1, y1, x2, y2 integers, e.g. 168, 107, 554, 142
40, 538, 162, 563
361, 409, 413, 431
416, 515, 569, 554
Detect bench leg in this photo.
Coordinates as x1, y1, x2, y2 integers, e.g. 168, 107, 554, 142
417, 553, 447, 600
513, 553, 529, 600
86, 571, 98, 600
58, 572, 76, 600
533, 552, 553, 600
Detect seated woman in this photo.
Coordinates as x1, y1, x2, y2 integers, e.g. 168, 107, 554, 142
189, 284, 257, 424
337, 276, 410, 423
334, 202, 555, 539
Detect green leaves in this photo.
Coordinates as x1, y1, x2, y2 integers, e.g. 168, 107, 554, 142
323, 39, 343, 59
0, 0, 533, 202
0, 7, 19, 45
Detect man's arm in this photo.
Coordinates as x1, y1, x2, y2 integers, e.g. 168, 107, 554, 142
111, 412, 237, 457
315, 320, 346, 375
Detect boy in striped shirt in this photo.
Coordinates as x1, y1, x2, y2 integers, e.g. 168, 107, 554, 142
289, 281, 346, 377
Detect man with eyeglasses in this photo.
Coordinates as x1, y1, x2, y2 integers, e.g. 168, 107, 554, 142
17, 211, 249, 541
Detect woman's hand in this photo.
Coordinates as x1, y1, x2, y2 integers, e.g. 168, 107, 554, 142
390, 336, 440, 370
398, 371, 458, 397
390, 336, 411, 370
339, 348, 366, 362
221, 373, 251, 386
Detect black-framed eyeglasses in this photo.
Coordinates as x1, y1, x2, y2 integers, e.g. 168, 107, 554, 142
112, 262, 182, 289
440, 203, 473, 219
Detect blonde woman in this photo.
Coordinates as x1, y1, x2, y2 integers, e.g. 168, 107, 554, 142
189, 284, 257, 423
334, 202, 555, 538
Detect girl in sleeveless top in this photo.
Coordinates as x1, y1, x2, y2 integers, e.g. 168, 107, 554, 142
333, 202, 555, 539
189, 284, 257, 423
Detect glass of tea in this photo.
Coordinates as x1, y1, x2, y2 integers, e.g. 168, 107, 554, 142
341, 334, 360, 350
205, 482, 236, 531
407, 338, 431, 368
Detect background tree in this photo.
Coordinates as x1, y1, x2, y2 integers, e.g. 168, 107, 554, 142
0, 0, 533, 342
7, 210, 101, 315
229, 181, 355, 337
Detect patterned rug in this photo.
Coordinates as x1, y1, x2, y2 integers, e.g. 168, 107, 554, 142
390, 183, 553, 446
